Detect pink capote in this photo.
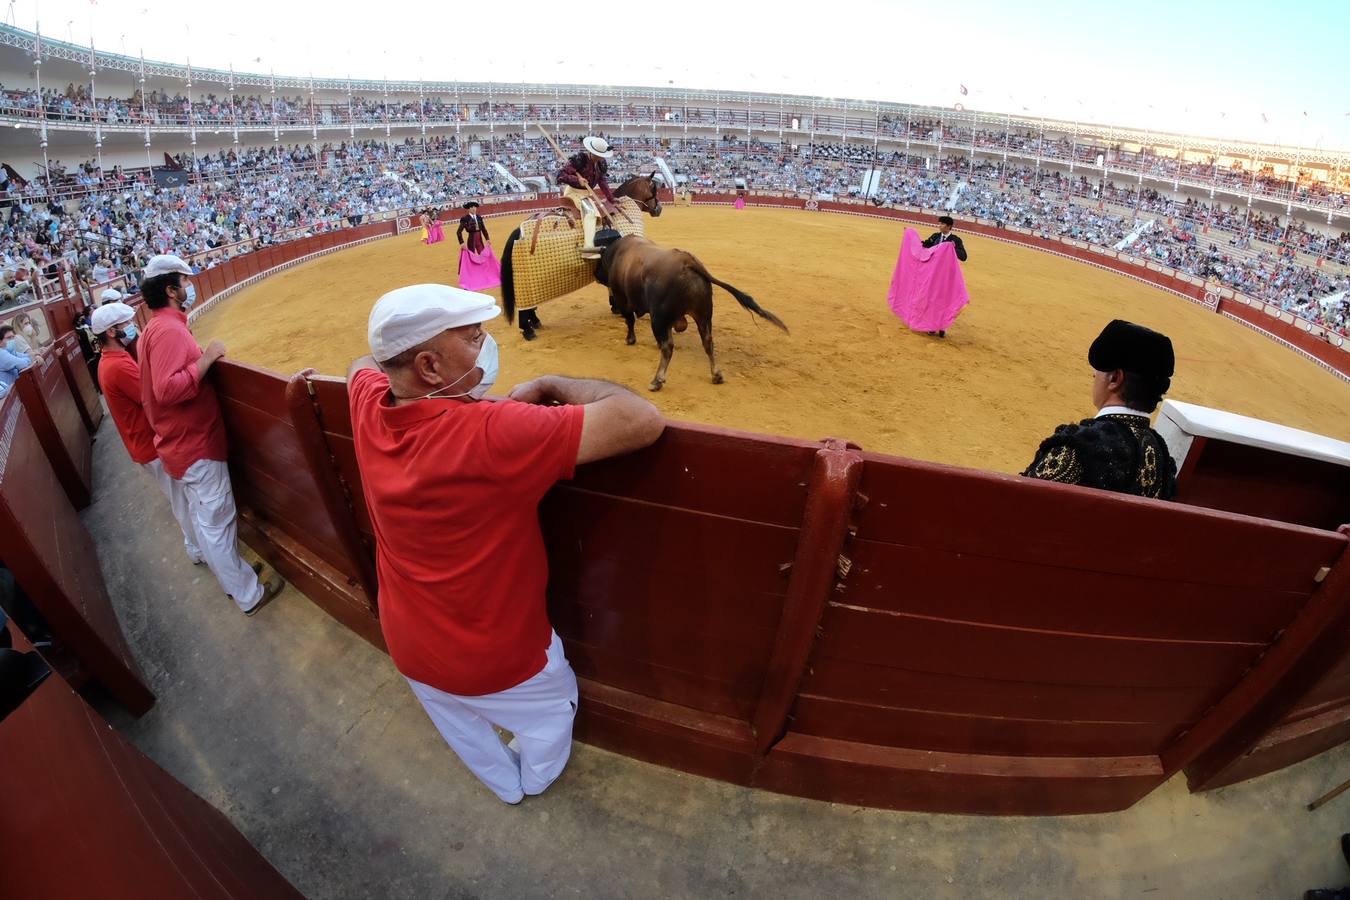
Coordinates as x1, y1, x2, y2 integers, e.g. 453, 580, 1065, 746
459, 244, 502, 291
426, 221, 446, 244
886, 227, 970, 331
733, 195, 746, 209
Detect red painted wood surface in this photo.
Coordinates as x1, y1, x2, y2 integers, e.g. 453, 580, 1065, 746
209, 362, 383, 649
57, 331, 104, 434
0, 623, 302, 899
0, 391, 153, 715
1175, 438, 1350, 531
13, 359, 91, 509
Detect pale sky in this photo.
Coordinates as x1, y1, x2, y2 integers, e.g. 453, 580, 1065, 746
17, 0, 1350, 150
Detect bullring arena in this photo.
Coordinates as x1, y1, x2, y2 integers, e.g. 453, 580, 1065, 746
196, 205, 1350, 471
1, 14, 1350, 899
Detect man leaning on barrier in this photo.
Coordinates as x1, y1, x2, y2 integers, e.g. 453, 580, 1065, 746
346, 284, 664, 804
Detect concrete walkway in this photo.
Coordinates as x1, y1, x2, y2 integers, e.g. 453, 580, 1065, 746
84, 422, 1350, 900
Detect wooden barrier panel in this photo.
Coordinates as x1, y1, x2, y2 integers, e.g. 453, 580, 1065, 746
210, 363, 382, 649
56, 331, 103, 434
0, 623, 301, 899
0, 393, 153, 714
13, 357, 91, 509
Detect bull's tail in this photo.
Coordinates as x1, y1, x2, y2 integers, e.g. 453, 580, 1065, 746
501, 227, 522, 323
688, 259, 789, 333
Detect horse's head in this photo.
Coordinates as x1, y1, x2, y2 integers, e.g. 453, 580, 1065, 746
616, 172, 663, 217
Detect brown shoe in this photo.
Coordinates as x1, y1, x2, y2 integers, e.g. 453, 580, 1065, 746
244, 574, 285, 617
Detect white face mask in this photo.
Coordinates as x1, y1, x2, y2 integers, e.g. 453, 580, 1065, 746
414, 333, 499, 401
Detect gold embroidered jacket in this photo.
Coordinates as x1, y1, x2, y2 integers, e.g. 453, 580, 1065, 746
1022, 413, 1176, 500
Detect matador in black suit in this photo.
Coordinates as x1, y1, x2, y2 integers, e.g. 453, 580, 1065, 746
1022, 319, 1178, 500
456, 201, 489, 253
923, 215, 968, 261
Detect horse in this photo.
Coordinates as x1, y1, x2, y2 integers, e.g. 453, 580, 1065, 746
501, 173, 663, 340
595, 234, 789, 391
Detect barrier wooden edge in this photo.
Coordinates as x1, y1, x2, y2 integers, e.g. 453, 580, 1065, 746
750, 440, 863, 755
1172, 526, 1350, 790
284, 372, 381, 612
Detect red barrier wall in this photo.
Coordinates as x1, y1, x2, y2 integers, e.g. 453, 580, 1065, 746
0, 623, 302, 899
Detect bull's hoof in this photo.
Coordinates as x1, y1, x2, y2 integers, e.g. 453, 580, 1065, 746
522, 328, 537, 342
648, 380, 663, 392
625, 335, 636, 346
712, 372, 724, 385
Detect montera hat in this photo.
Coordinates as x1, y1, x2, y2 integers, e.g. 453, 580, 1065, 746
1088, 320, 1175, 379
368, 284, 500, 363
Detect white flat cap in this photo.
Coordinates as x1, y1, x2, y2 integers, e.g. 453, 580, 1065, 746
90, 302, 136, 333
368, 284, 500, 363
143, 254, 193, 279
99, 288, 125, 304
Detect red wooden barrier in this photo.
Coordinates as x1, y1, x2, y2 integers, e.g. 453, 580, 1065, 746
0, 623, 301, 899
0, 391, 153, 715
56, 331, 103, 434
13, 357, 91, 508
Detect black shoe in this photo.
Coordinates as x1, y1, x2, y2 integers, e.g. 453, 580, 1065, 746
244, 574, 285, 617
938, 330, 946, 338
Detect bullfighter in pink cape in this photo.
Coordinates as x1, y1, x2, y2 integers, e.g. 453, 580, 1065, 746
887, 220, 970, 338
457, 201, 502, 291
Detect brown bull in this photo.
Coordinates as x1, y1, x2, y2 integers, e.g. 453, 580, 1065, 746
596, 234, 789, 391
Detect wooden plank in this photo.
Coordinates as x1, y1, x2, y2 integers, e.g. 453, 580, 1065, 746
854, 455, 1343, 593
573, 677, 758, 787
799, 660, 1224, 725
790, 694, 1187, 757
1194, 702, 1350, 791
561, 637, 753, 720
1177, 529, 1350, 789
812, 605, 1264, 690
756, 732, 1164, 815
841, 539, 1309, 643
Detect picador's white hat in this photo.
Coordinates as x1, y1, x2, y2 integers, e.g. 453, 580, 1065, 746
368, 284, 499, 363
143, 254, 193, 279
90, 302, 136, 333
582, 136, 613, 159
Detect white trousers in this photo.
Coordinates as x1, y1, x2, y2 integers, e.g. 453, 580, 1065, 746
176, 458, 263, 610
407, 630, 579, 804
143, 458, 203, 564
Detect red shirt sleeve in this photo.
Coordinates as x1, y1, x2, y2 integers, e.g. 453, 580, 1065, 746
482, 401, 585, 501
349, 367, 388, 415
151, 324, 205, 406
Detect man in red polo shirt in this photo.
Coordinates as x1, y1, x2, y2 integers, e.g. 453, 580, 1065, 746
348, 283, 664, 804
90, 301, 202, 565
137, 254, 284, 616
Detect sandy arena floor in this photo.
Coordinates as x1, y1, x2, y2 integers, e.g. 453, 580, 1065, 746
194, 206, 1350, 474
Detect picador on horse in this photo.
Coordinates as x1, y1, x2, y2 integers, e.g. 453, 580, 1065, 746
557, 136, 617, 259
